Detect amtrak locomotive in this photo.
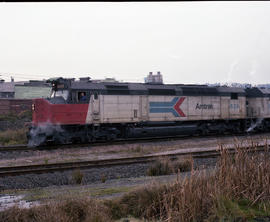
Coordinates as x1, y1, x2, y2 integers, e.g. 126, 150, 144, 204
27, 76, 270, 146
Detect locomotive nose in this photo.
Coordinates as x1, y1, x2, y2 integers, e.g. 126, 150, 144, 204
32, 98, 51, 125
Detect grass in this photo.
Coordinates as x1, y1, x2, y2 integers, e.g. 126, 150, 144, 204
3, 186, 134, 203
0, 111, 32, 145
23, 189, 49, 202
101, 174, 107, 183
130, 145, 142, 153
43, 158, 49, 164
90, 187, 131, 198
209, 197, 270, 221
72, 169, 84, 185
0, 128, 28, 145
146, 156, 193, 176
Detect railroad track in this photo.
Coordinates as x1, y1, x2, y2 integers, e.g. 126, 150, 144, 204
0, 135, 211, 152
0, 132, 268, 152
0, 144, 268, 177
0, 144, 31, 152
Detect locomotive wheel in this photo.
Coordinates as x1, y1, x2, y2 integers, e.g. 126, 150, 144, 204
89, 136, 96, 142
233, 125, 241, 134
199, 127, 209, 136
218, 127, 225, 135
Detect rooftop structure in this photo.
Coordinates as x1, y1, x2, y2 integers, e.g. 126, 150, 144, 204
144, 71, 163, 84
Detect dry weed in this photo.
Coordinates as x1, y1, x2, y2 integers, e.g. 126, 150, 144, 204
0, 197, 112, 222
110, 145, 270, 221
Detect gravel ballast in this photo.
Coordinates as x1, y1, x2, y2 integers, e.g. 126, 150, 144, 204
0, 158, 217, 190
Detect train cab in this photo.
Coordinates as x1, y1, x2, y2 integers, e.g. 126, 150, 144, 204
32, 78, 90, 126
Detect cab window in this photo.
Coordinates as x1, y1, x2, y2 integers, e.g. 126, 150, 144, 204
78, 91, 88, 103
51, 90, 69, 101
231, 93, 238, 100
94, 92, 98, 100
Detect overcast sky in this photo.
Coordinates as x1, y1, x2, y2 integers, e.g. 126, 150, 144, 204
0, 2, 269, 85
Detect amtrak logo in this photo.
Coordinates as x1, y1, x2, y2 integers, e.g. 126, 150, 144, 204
149, 97, 186, 117
196, 104, 213, 109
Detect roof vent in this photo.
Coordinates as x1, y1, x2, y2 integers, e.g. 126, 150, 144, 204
79, 77, 91, 82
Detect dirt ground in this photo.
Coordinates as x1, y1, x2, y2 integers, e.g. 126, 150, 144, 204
0, 173, 183, 211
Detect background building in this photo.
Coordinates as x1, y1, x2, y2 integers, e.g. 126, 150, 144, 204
144, 72, 163, 84
0, 80, 16, 98
14, 80, 51, 99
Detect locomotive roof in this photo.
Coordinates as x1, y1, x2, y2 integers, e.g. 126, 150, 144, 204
258, 88, 270, 96
245, 87, 270, 97
216, 87, 246, 93
69, 80, 246, 96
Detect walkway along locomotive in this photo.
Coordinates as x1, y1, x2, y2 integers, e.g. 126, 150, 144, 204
27, 77, 270, 146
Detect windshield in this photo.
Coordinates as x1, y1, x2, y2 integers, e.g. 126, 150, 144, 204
50, 90, 69, 101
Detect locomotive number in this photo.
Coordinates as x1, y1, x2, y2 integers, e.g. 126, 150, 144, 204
230, 104, 239, 109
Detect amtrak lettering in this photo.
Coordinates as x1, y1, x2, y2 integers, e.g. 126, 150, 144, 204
196, 103, 213, 110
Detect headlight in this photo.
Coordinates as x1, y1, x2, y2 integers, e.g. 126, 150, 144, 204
32, 104, 35, 111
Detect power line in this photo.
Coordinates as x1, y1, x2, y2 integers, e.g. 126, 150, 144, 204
0, 75, 49, 81
0, 72, 51, 77
0, 72, 88, 78
0, 72, 66, 81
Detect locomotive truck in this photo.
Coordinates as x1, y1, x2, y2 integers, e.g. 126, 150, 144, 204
27, 77, 270, 146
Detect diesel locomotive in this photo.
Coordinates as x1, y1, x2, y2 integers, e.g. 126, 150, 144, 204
27, 76, 270, 146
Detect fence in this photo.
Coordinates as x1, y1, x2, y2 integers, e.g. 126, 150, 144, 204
0, 99, 32, 115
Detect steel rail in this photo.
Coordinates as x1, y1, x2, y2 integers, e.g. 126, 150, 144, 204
0, 145, 31, 152
0, 144, 268, 177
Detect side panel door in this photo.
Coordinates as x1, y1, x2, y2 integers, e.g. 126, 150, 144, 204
92, 92, 100, 122
140, 96, 148, 121
221, 97, 229, 119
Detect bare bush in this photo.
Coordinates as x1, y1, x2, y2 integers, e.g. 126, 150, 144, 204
146, 156, 193, 176
0, 197, 112, 222
0, 128, 28, 145
71, 169, 84, 185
